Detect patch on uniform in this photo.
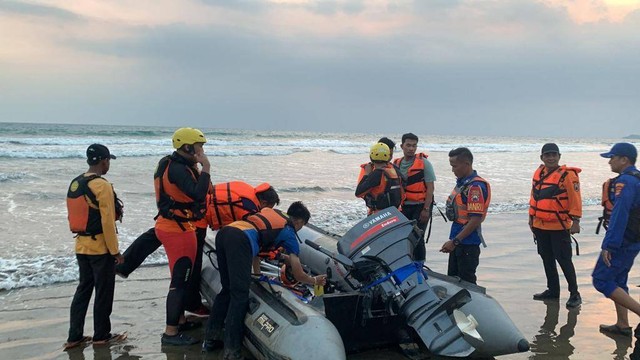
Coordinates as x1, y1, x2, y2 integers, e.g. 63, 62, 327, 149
615, 183, 625, 197
573, 182, 580, 192
70, 180, 79, 192
466, 185, 485, 213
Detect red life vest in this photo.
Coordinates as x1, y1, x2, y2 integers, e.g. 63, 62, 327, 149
394, 153, 428, 202
66, 174, 123, 237
154, 156, 206, 225
242, 208, 292, 250
445, 176, 491, 225
357, 163, 404, 214
206, 181, 262, 230
528, 165, 580, 223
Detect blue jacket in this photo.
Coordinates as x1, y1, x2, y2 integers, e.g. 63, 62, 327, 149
602, 166, 640, 252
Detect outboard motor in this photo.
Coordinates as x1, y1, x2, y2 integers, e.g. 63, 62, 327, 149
337, 207, 481, 357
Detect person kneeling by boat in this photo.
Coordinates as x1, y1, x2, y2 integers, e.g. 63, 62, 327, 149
203, 202, 327, 359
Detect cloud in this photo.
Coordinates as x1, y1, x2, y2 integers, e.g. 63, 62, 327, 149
0, 0, 639, 136
0, 0, 79, 20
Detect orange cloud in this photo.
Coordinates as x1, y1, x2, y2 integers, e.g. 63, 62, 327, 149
542, 0, 640, 23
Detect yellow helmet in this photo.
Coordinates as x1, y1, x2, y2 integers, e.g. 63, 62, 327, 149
370, 142, 390, 162
172, 128, 207, 149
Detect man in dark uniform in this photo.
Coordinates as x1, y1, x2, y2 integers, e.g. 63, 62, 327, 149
592, 143, 640, 337
440, 147, 491, 284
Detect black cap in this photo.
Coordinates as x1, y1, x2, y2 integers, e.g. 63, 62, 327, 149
86, 144, 116, 162
541, 143, 560, 155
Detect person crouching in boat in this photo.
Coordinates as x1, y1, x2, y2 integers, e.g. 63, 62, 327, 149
203, 202, 327, 360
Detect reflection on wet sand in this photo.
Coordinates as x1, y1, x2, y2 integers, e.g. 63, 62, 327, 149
599, 326, 632, 360
65, 343, 140, 360
529, 300, 579, 359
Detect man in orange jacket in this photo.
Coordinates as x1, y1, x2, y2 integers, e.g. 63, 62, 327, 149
529, 143, 582, 308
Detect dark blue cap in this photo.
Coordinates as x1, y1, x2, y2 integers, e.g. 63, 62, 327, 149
600, 142, 637, 160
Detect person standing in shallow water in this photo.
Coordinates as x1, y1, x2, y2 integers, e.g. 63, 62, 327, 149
356, 142, 404, 215
529, 143, 582, 308
592, 143, 640, 338
64, 144, 125, 349
393, 133, 436, 262
154, 128, 211, 346
440, 147, 490, 285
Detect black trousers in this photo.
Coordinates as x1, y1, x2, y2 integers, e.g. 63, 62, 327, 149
116, 226, 206, 311
401, 203, 432, 261
206, 227, 253, 351
68, 253, 115, 342
447, 244, 481, 284
533, 228, 578, 295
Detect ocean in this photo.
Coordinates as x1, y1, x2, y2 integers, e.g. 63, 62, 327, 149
0, 122, 635, 292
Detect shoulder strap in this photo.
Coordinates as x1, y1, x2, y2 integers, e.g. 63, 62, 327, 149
82, 174, 102, 207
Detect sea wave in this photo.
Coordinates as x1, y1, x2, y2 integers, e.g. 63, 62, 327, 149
0, 172, 31, 183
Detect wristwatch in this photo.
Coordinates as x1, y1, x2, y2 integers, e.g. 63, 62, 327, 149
452, 238, 460, 246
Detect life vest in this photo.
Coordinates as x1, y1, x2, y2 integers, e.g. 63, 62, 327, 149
243, 208, 292, 251
596, 177, 617, 234
206, 181, 262, 230
528, 165, 580, 224
358, 163, 404, 214
394, 153, 428, 202
66, 174, 123, 237
154, 156, 206, 227
445, 176, 491, 225
599, 170, 640, 242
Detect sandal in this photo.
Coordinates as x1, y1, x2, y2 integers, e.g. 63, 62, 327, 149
599, 324, 632, 336
63, 336, 92, 350
93, 332, 128, 345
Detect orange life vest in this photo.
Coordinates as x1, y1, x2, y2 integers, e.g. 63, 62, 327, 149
206, 181, 262, 230
445, 176, 491, 225
393, 153, 428, 203
596, 177, 617, 234
154, 156, 206, 226
358, 163, 404, 214
528, 165, 580, 224
66, 174, 123, 237
242, 208, 292, 250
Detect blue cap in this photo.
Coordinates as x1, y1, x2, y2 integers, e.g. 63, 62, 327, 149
600, 142, 637, 161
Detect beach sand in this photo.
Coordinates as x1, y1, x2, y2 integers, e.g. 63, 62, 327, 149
1, 210, 639, 360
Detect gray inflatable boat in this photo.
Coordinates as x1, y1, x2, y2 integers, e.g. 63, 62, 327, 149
201, 207, 529, 358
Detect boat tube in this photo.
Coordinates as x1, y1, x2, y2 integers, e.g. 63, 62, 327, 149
201, 207, 529, 358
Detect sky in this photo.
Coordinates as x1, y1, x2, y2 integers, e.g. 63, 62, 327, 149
1, 0, 639, 137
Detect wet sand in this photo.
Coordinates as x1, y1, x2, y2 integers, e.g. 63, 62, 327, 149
2, 210, 639, 360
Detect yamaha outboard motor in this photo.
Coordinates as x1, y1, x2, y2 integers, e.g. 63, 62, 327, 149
337, 207, 481, 357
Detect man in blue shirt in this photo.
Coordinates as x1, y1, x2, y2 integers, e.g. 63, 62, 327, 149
203, 202, 327, 360
440, 147, 491, 284
592, 143, 640, 338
